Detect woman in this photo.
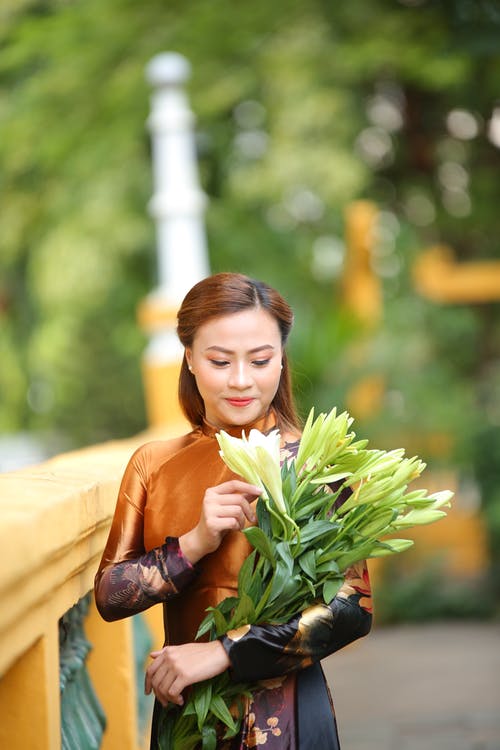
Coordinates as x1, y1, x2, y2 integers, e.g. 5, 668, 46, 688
95, 272, 372, 749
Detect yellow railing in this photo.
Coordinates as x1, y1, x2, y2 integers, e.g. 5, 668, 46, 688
0, 422, 187, 750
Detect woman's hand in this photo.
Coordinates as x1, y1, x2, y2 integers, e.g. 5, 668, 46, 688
144, 640, 231, 707
179, 479, 261, 564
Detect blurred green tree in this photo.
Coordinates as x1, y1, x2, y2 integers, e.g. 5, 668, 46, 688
0, 0, 499, 463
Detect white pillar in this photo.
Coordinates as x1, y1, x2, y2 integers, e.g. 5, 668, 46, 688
138, 53, 210, 425
146, 52, 210, 303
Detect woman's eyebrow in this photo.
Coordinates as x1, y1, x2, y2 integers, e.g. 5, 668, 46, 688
205, 345, 276, 354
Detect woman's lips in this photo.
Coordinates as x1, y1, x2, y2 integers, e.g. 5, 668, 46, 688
226, 398, 255, 407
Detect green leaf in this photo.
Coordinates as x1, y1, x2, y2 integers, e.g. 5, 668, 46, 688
315, 558, 340, 575
267, 559, 292, 604
300, 519, 338, 545
195, 612, 215, 640
201, 725, 217, 750
293, 487, 339, 520
230, 592, 256, 628
213, 607, 230, 637
335, 543, 374, 571
157, 708, 175, 750
298, 549, 316, 579
194, 682, 213, 731
322, 577, 343, 603
303, 576, 316, 598
275, 541, 294, 574
256, 497, 271, 536
238, 549, 257, 593
181, 700, 197, 716
217, 597, 240, 615
243, 526, 276, 563
247, 568, 264, 603
177, 736, 203, 750
209, 693, 238, 733
282, 458, 297, 501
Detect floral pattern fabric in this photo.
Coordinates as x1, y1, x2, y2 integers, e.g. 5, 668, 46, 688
223, 675, 297, 750
95, 537, 196, 621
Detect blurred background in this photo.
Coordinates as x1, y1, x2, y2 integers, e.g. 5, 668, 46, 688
1, 0, 499, 702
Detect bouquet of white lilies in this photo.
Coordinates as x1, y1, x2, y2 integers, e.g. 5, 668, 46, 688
159, 407, 453, 750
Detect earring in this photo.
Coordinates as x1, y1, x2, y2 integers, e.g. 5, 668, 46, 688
188, 365, 194, 373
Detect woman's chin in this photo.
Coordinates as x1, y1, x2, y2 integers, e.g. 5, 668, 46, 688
214, 402, 266, 428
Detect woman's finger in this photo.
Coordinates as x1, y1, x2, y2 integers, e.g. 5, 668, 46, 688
149, 660, 177, 706
210, 481, 262, 501
206, 493, 257, 523
144, 652, 161, 695
164, 675, 185, 706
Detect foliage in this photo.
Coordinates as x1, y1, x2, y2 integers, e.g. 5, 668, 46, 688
374, 558, 497, 624
0, 0, 499, 469
470, 424, 500, 599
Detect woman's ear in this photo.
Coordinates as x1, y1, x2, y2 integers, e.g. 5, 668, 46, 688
185, 348, 193, 372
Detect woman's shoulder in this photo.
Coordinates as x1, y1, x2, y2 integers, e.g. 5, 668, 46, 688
126, 429, 200, 477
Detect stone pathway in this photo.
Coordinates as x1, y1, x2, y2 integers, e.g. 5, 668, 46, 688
322, 622, 500, 750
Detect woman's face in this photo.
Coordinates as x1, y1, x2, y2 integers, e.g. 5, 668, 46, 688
185, 307, 283, 429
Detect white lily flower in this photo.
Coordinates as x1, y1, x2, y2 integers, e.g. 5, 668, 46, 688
216, 428, 287, 514
216, 430, 263, 489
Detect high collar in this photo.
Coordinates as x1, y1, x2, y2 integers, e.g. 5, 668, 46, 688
199, 409, 277, 439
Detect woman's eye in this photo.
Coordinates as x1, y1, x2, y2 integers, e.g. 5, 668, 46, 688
210, 359, 230, 367
252, 359, 271, 367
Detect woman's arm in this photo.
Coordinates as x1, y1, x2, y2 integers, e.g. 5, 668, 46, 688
143, 562, 372, 705
219, 561, 372, 682
94, 443, 197, 621
95, 536, 197, 621
95, 442, 261, 622
145, 640, 231, 707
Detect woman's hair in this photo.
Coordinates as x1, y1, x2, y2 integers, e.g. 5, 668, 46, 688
176, 272, 301, 433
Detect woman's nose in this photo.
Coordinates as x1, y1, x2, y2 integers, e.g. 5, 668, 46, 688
228, 363, 253, 389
